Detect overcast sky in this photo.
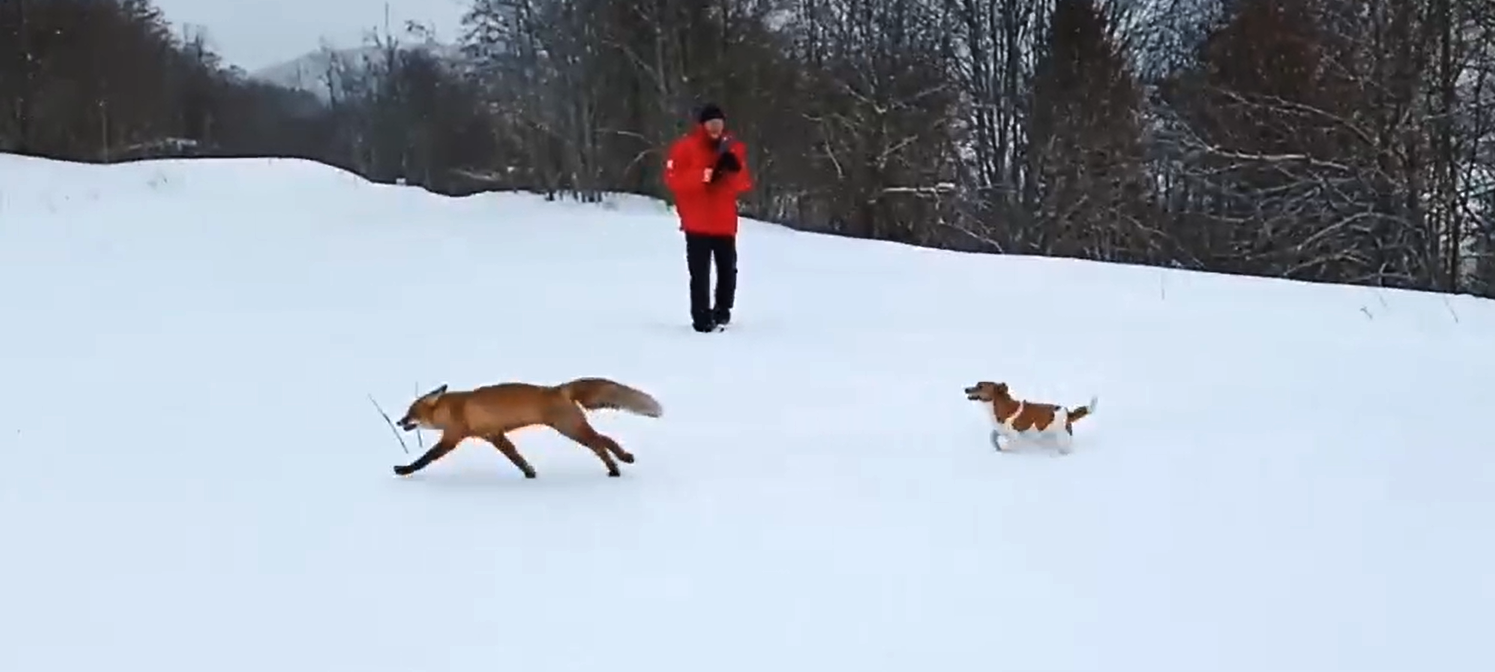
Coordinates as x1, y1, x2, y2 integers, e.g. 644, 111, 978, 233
151, 0, 470, 72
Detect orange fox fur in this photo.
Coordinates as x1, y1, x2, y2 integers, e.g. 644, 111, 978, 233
393, 377, 663, 479
964, 381, 1097, 454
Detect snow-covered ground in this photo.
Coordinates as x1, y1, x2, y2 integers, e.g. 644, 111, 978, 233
1, 153, 1492, 672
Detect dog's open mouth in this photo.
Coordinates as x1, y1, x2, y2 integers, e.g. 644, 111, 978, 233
963, 386, 984, 401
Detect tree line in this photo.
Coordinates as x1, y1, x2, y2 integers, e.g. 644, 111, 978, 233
3, 0, 1492, 297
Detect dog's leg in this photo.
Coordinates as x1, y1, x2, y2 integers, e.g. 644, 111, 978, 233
1053, 429, 1074, 455
991, 428, 1023, 452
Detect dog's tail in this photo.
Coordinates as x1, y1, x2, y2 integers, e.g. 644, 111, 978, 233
557, 377, 664, 418
1067, 395, 1098, 423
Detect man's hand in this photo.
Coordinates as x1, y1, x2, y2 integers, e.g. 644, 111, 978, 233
715, 151, 741, 173
702, 167, 713, 183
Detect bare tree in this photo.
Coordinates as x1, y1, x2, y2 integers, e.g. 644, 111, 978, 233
6, 0, 1492, 298
1026, 0, 1153, 262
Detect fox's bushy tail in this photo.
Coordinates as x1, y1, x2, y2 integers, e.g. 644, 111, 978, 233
558, 377, 664, 418
1067, 395, 1098, 423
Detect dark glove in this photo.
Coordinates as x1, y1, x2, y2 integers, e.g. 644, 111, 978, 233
714, 150, 741, 174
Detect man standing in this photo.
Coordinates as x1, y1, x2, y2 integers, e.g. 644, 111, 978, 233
663, 103, 752, 333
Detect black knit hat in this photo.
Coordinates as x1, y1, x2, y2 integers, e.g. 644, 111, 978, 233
697, 103, 725, 124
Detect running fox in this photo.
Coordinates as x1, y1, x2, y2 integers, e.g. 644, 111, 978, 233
393, 377, 664, 479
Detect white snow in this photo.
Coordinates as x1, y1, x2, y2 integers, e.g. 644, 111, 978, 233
1, 153, 1492, 672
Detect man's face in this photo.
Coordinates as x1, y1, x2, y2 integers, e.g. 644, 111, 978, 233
703, 118, 724, 137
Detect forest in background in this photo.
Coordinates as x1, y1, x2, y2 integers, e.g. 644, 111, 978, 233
3, 0, 1493, 297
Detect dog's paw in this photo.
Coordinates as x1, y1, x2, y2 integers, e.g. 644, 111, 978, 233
989, 430, 1005, 451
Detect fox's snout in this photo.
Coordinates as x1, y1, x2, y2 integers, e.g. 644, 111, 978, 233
397, 416, 418, 431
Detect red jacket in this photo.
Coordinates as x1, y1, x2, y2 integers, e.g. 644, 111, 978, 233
664, 127, 752, 236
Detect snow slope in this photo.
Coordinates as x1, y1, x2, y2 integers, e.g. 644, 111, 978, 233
1, 154, 1492, 672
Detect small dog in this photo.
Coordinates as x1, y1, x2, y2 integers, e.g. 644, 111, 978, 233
964, 381, 1098, 454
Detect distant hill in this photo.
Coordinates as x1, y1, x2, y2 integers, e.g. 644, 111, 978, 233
250, 43, 465, 101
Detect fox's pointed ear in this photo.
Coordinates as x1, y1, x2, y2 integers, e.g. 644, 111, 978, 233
423, 384, 447, 399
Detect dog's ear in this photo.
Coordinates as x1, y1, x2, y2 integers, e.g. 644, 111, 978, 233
994, 382, 1009, 395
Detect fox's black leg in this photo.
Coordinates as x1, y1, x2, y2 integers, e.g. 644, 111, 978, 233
552, 419, 624, 477
393, 438, 459, 476
484, 433, 537, 479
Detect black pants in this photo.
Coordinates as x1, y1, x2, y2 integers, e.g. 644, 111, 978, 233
685, 232, 737, 326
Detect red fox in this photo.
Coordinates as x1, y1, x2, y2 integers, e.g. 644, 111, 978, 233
393, 377, 663, 479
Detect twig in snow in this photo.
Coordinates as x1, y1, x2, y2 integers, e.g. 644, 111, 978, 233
1442, 296, 1460, 324
368, 394, 409, 454
413, 382, 426, 450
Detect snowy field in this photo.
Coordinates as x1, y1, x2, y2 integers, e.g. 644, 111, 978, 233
1, 153, 1492, 672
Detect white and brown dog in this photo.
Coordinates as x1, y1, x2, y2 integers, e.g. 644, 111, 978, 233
964, 381, 1098, 454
